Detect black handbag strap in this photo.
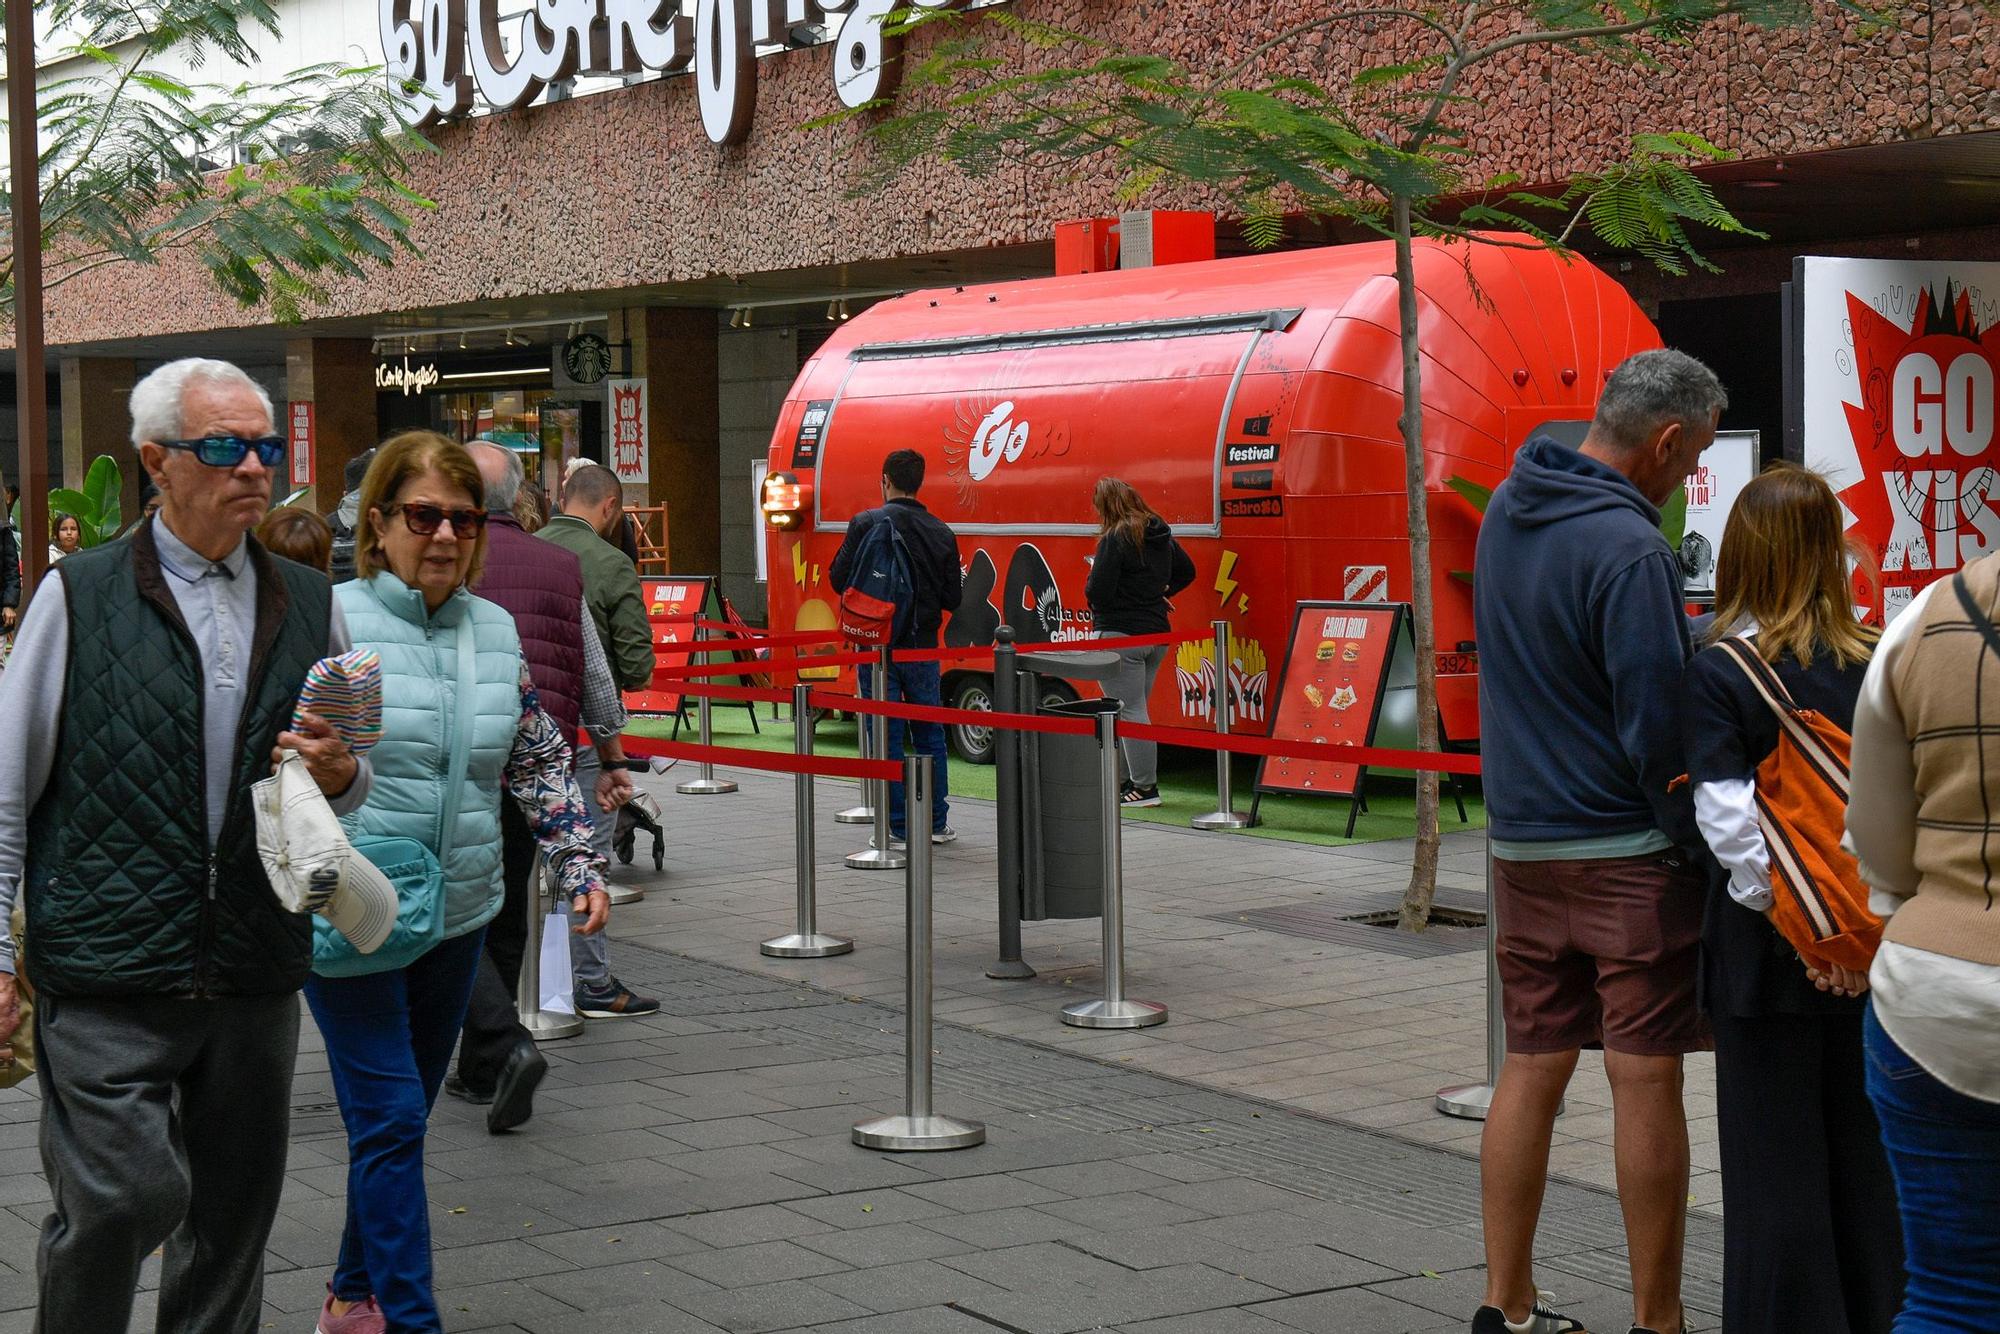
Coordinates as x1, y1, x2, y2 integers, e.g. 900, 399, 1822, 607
1953, 573, 2000, 663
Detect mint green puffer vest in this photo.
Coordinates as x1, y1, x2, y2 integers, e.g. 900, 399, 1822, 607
335, 573, 524, 940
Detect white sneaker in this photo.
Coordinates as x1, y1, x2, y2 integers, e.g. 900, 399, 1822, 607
931, 828, 959, 845
868, 836, 909, 852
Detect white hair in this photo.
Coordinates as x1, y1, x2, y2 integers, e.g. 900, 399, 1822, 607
129, 358, 275, 447
470, 440, 524, 512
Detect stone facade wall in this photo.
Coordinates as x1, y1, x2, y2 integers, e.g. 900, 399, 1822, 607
26, 0, 2000, 350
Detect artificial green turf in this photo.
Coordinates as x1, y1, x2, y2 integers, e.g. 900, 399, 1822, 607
628, 703, 1484, 848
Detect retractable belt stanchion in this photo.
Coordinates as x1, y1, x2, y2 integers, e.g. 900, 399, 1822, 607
763, 684, 854, 958
1190, 618, 1250, 831
845, 646, 906, 871
1062, 709, 1167, 1029
516, 853, 583, 1041
1435, 835, 1558, 1119
854, 754, 986, 1151
988, 627, 1035, 980
676, 623, 737, 795
834, 648, 874, 825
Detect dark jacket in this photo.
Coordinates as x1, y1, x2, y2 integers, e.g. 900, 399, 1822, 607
477, 514, 586, 740
327, 489, 361, 584
25, 525, 328, 997
830, 497, 963, 648
538, 513, 655, 691
1085, 516, 1195, 636
0, 524, 18, 610
1684, 636, 1868, 1017
1473, 435, 1697, 849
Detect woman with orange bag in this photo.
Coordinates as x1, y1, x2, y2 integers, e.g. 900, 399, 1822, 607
1680, 462, 1902, 1333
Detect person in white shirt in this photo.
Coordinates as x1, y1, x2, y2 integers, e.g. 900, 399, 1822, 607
1848, 554, 2000, 1332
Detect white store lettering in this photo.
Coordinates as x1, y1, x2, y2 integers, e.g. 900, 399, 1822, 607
382, 0, 992, 144
375, 357, 442, 395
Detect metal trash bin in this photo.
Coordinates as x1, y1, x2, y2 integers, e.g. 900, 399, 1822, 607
1022, 695, 1121, 920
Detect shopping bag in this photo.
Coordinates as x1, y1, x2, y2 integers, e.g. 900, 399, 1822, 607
539, 910, 576, 1015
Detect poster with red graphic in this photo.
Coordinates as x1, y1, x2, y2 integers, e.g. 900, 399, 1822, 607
1255, 602, 1407, 808
288, 402, 315, 488
622, 575, 713, 717
1796, 258, 2000, 622
608, 378, 649, 486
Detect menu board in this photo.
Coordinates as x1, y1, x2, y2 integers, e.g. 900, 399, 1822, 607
1255, 601, 1409, 817
622, 575, 715, 717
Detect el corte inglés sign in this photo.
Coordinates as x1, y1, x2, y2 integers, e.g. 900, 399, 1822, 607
381, 0, 988, 145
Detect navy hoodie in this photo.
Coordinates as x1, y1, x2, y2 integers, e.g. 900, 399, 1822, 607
1474, 436, 1697, 850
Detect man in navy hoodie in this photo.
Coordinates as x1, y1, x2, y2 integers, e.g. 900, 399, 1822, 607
1470, 349, 1725, 1334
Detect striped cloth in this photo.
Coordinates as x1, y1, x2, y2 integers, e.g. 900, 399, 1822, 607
293, 649, 384, 757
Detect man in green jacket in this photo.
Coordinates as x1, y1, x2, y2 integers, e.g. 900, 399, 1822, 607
538, 464, 660, 1017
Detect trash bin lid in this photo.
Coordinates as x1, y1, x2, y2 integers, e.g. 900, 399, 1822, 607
1042, 696, 1122, 717
1019, 649, 1121, 681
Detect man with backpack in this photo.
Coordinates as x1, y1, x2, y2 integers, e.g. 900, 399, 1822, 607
830, 449, 963, 846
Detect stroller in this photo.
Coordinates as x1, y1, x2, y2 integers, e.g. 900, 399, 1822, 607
613, 790, 665, 872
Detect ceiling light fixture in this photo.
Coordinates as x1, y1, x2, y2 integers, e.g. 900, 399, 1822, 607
838, 299, 852, 321
825, 300, 839, 322
730, 308, 744, 328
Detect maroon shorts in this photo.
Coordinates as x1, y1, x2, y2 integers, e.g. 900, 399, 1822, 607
1492, 850, 1707, 1057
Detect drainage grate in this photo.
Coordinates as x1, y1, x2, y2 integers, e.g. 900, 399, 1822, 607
1207, 892, 1488, 958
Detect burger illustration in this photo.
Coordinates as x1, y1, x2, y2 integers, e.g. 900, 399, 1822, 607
1340, 643, 1360, 663
1315, 640, 1338, 661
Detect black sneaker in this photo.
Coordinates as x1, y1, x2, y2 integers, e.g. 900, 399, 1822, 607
1628, 1323, 1686, 1334
575, 976, 661, 1019
443, 1072, 494, 1106
1472, 1304, 1588, 1333
486, 1039, 548, 1135
1120, 784, 1163, 808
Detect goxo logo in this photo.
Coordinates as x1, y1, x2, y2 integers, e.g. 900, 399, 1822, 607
1893, 347, 1996, 457
967, 401, 1032, 482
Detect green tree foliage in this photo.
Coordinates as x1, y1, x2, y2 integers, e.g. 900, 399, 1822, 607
46, 453, 122, 546
1, 0, 432, 322
833, 0, 1878, 927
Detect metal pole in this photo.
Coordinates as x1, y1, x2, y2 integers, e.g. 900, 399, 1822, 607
764, 684, 853, 958
987, 627, 1035, 979
515, 853, 583, 1041
853, 755, 986, 1151
8, 0, 52, 602
845, 646, 905, 870
1062, 710, 1166, 1029
1191, 619, 1250, 830
677, 623, 737, 795
1436, 835, 1558, 1119
834, 659, 874, 824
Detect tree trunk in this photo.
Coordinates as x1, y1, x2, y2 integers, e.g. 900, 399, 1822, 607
1392, 194, 1442, 933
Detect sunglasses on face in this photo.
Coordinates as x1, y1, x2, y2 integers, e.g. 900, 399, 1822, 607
158, 435, 287, 468
383, 502, 489, 538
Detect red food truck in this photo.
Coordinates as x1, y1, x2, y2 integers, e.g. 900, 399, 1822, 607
759, 235, 1660, 762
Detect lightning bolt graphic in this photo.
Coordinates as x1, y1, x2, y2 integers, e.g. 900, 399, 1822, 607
1214, 550, 1240, 604
1238, 594, 1249, 613
791, 544, 808, 589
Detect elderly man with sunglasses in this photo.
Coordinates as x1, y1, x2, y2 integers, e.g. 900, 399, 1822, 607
0, 357, 373, 1334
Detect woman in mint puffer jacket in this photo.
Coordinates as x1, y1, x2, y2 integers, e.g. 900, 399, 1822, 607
310, 432, 610, 1334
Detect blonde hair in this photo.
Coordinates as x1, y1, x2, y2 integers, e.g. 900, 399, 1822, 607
1092, 477, 1156, 553
1710, 462, 1878, 669
355, 431, 489, 589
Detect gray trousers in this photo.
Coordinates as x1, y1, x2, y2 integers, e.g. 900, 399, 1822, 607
1101, 643, 1168, 788
568, 748, 614, 989
34, 991, 300, 1334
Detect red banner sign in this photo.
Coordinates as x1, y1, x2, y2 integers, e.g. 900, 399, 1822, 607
622, 575, 713, 717
1255, 601, 1407, 803
288, 402, 315, 488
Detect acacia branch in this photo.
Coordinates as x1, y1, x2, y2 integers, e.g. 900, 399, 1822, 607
1459, 2, 1744, 69
1213, 5, 1465, 90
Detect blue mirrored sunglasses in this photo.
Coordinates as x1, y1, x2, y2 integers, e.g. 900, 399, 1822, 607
158, 435, 287, 468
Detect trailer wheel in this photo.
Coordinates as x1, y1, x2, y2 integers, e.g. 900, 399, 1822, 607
949, 675, 1078, 765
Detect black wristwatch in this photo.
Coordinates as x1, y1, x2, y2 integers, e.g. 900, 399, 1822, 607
600, 761, 630, 772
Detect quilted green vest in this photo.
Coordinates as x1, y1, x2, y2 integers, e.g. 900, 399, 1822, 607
335, 573, 523, 941
25, 525, 329, 997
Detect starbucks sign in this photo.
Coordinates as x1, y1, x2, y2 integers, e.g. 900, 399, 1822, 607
381, 0, 989, 145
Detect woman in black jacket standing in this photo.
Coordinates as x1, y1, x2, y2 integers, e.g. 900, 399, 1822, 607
1681, 463, 1902, 1333
1085, 477, 1194, 807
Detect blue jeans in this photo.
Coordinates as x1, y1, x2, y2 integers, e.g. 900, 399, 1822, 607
305, 928, 486, 1333
1865, 1000, 2000, 1332
860, 659, 948, 838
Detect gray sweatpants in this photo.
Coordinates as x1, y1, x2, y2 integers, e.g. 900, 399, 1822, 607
1101, 643, 1169, 788
568, 747, 615, 989
34, 991, 300, 1334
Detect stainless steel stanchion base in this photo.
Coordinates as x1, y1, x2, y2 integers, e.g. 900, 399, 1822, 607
761, 932, 854, 958
1434, 1082, 1494, 1120
834, 805, 872, 824
606, 884, 645, 905
852, 1113, 986, 1151
986, 959, 1037, 980
676, 776, 738, 794
524, 1008, 584, 1041
1061, 997, 1168, 1028
1190, 810, 1251, 831
845, 846, 908, 870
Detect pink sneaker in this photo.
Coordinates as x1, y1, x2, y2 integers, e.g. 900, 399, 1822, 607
317, 1288, 386, 1334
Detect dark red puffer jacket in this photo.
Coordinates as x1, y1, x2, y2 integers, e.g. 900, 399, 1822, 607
476, 514, 585, 740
